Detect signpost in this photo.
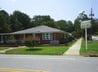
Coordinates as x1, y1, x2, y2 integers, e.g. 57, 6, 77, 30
81, 20, 91, 50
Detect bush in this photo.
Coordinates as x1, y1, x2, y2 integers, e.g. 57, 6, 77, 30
72, 31, 82, 38
60, 38, 69, 44
60, 36, 74, 44
95, 32, 98, 35
24, 40, 40, 47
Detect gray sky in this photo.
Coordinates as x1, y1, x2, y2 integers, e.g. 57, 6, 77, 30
0, 0, 98, 22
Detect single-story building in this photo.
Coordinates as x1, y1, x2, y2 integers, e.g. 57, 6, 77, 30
0, 25, 70, 45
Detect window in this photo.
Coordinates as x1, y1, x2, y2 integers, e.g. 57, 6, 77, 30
42, 33, 53, 40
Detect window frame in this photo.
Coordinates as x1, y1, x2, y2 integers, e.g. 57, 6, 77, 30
42, 33, 53, 40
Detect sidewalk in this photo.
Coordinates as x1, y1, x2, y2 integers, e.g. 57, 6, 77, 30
63, 38, 82, 55
0, 46, 26, 54
0, 48, 15, 54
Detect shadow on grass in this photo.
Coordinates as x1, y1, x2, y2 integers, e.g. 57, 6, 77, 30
26, 47, 43, 51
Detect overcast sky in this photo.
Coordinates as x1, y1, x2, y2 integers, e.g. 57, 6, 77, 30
0, 0, 98, 22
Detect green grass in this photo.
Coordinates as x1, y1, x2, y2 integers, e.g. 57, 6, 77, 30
0, 47, 8, 50
6, 46, 69, 55
80, 39, 98, 56
5, 40, 76, 55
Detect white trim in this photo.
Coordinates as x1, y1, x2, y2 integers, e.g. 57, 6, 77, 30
42, 33, 53, 40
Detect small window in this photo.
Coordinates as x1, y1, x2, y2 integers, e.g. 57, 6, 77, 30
42, 33, 53, 40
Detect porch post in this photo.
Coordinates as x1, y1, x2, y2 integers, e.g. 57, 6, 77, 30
31, 33, 34, 40
23, 34, 26, 40
33, 33, 35, 39
0, 35, 4, 43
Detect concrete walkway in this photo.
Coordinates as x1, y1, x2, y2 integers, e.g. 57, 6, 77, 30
0, 46, 25, 54
0, 48, 16, 54
63, 38, 82, 56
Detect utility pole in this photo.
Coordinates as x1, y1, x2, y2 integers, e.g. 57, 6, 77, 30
89, 8, 94, 40
90, 8, 94, 20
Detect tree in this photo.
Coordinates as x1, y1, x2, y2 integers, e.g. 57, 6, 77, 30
10, 11, 32, 32
31, 15, 56, 28
92, 19, 98, 35
73, 18, 82, 38
10, 15, 23, 32
73, 11, 90, 38
78, 11, 89, 21
55, 20, 68, 31
66, 20, 74, 33
0, 10, 11, 33
55, 20, 74, 33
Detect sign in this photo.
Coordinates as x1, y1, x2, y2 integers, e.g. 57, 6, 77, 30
81, 20, 91, 29
80, 20, 91, 50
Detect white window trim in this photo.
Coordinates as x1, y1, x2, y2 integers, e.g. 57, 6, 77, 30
42, 33, 53, 40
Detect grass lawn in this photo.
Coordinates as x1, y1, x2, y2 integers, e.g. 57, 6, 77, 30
5, 46, 69, 55
80, 39, 98, 56
0, 47, 8, 50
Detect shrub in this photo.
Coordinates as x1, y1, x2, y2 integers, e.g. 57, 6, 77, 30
95, 32, 98, 35
32, 40, 40, 46
24, 40, 40, 47
72, 31, 82, 38
60, 36, 74, 44
60, 38, 69, 44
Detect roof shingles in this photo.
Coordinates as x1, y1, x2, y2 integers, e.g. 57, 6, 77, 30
11, 25, 65, 34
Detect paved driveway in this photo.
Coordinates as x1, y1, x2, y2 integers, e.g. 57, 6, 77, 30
0, 55, 98, 72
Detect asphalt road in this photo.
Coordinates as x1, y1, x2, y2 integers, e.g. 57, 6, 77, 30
0, 54, 98, 72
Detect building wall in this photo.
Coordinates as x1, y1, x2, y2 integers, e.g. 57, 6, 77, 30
10, 33, 65, 44
53, 33, 64, 40
40, 33, 65, 44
